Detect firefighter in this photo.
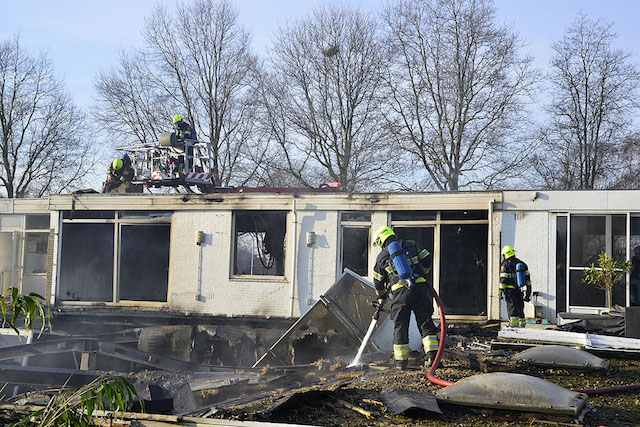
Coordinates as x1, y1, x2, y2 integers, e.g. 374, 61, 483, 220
172, 115, 196, 171
372, 226, 438, 371
500, 245, 532, 328
102, 157, 134, 193
173, 114, 196, 141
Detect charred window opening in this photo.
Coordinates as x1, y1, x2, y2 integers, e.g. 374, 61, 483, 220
234, 211, 287, 276
59, 212, 171, 303
340, 212, 371, 277
390, 211, 436, 221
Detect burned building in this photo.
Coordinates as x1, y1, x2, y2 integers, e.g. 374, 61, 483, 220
1, 190, 639, 340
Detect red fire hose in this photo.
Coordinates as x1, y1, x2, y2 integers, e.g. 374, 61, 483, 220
425, 281, 454, 386
424, 281, 640, 395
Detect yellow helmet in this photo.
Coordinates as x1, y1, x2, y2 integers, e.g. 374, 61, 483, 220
173, 114, 183, 123
501, 245, 515, 259
112, 158, 123, 170
373, 226, 396, 248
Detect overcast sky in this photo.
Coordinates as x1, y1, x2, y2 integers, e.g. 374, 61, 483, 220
2, 0, 640, 109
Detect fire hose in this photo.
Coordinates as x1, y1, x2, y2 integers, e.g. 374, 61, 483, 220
425, 280, 640, 395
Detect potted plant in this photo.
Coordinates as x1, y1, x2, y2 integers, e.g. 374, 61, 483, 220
583, 252, 632, 310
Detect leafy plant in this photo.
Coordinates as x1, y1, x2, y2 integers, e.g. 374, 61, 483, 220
0, 287, 50, 336
583, 252, 632, 309
12, 374, 141, 426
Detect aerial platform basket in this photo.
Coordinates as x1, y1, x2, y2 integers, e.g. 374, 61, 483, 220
117, 131, 215, 190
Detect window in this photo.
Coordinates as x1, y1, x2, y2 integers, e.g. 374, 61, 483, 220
26, 215, 49, 230
390, 211, 436, 221
556, 216, 567, 314
234, 211, 287, 276
568, 215, 626, 308
59, 212, 171, 302
441, 210, 488, 220
340, 212, 370, 277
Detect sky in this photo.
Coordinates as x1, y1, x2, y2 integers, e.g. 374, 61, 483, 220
1, 0, 640, 109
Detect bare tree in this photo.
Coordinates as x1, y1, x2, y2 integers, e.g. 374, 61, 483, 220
0, 35, 96, 197
613, 131, 640, 189
383, 0, 536, 191
258, 4, 397, 192
93, 0, 264, 187
536, 14, 640, 190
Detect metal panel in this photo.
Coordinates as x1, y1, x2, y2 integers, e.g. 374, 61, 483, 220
254, 270, 387, 367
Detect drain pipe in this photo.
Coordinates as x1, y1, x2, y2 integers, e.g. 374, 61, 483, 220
289, 198, 298, 318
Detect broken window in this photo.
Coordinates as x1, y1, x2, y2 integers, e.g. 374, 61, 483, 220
568, 215, 626, 308
234, 211, 287, 276
59, 212, 171, 303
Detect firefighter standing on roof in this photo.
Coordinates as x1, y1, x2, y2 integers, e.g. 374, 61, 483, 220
372, 226, 438, 370
500, 245, 532, 328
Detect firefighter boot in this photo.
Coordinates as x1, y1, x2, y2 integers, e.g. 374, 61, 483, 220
423, 351, 436, 370
395, 359, 408, 371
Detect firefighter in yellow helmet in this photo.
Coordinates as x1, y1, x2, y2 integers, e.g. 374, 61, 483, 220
102, 156, 134, 193
372, 226, 438, 370
500, 245, 532, 328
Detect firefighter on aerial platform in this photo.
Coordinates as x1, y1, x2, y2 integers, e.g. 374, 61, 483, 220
102, 156, 134, 193
500, 245, 532, 328
372, 226, 439, 371
171, 115, 196, 172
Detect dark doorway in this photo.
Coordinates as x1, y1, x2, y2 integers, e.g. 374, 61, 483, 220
439, 224, 487, 315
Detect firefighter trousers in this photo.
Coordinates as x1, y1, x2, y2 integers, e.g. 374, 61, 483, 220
503, 287, 524, 326
390, 283, 437, 346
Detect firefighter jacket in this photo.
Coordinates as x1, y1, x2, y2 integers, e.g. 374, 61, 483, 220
174, 121, 195, 140
104, 164, 134, 192
373, 239, 431, 298
500, 256, 531, 297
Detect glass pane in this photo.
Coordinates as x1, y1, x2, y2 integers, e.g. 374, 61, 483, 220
341, 212, 371, 222
341, 227, 369, 276
0, 232, 21, 293
119, 225, 170, 301
118, 211, 171, 220
59, 223, 114, 301
390, 211, 436, 221
63, 211, 115, 219
25, 215, 49, 230
556, 217, 567, 314
440, 210, 488, 220
570, 216, 605, 267
612, 215, 627, 264
631, 217, 640, 306
439, 224, 487, 315
569, 270, 605, 307
393, 227, 434, 284
234, 211, 287, 276
23, 233, 48, 274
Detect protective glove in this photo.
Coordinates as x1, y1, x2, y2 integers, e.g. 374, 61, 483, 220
377, 298, 385, 307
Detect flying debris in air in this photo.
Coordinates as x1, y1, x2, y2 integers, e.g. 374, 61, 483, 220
323, 45, 339, 57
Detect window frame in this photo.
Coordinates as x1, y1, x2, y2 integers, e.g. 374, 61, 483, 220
565, 213, 630, 311
339, 212, 371, 278
231, 210, 289, 280
59, 211, 172, 306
